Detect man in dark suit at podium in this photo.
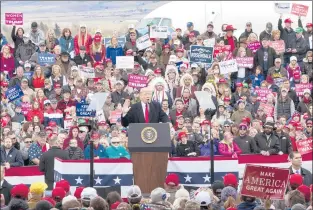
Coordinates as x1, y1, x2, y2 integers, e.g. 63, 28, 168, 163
121, 87, 169, 127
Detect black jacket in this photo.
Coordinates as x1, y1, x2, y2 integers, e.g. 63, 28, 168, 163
0, 146, 24, 167
289, 166, 312, 186
121, 101, 169, 127
253, 132, 280, 154
73, 54, 93, 66
275, 131, 292, 154
11, 26, 24, 53
0, 179, 13, 205
176, 141, 199, 157
278, 19, 297, 51
234, 135, 257, 154
254, 47, 277, 72
39, 146, 70, 190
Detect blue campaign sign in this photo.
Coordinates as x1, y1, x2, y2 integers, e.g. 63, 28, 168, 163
5, 85, 24, 102
23, 72, 34, 80
175, 61, 183, 73
76, 103, 96, 117
104, 37, 126, 48
38, 53, 56, 66
190, 46, 213, 64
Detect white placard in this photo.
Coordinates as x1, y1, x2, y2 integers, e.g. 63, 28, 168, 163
203, 38, 215, 47
78, 66, 95, 79
274, 2, 291, 14
150, 26, 168, 39
219, 59, 238, 75
87, 92, 109, 111
116, 56, 134, 69
96, 110, 106, 122
136, 34, 152, 51
194, 91, 216, 110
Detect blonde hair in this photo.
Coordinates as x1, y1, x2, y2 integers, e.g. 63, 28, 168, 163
46, 29, 57, 50
52, 65, 62, 77
1, 45, 12, 58
247, 32, 258, 43
236, 47, 246, 57
224, 196, 236, 209
33, 65, 45, 79
78, 26, 88, 47
272, 30, 281, 40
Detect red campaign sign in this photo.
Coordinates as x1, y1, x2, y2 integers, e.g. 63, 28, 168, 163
259, 103, 274, 117
241, 164, 290, 200
21, 102, 32, 115
254, 88, 272, 102
296, 137, 313, 155
5, 13, 23, 25
291, 3, 309, 17
213, 45, 231, 57
269, 40, 285, 54
295, 83, 312, 97
128, 74, 148, 88
247, 42, 261, 53
236, 57, 254, 68
110, 110, 122, 124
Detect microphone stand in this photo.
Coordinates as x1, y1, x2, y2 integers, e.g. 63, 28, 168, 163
89, 139, 94, 187
207, 108, 215, 185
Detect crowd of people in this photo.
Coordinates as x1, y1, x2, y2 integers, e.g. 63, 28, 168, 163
0, 10, 312, 210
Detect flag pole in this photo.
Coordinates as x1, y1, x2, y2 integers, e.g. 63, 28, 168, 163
90, 140, 94, 187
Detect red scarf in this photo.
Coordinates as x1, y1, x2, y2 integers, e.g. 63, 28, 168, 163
303, 97, 311, 104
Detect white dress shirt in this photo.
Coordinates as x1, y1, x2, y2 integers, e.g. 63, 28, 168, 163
141, 102, 149, 118
292, 167, 301, 174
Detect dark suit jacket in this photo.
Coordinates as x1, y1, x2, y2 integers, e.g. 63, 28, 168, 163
169, 109, 193, 125
289, 166, 313, 186
121, 101, 169, 127
1, 179, 13, 205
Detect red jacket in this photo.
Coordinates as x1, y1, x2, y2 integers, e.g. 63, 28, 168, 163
57, 99, 76, 113
0, 53, 15, 78
74, 33, 93, 55
26, 108, 44, 123
218, 140, 242, 156
31, 76, 45, 89
35, 97, 47, 110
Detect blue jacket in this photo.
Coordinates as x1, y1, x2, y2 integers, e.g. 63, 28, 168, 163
249, 74, 264, 88
84, 144, 108, 159
1, 146, 24, 167
106, 146, 130, 159
237, 202, 257, 210
59, 36, 74, 54
106, 45, 124, 65
199, 142, 218, 156
0, 34, 8, 49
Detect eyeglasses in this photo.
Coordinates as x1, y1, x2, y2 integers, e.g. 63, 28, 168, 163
224, 125, 230, 128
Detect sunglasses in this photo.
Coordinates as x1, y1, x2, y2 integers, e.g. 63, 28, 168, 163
25, 141, 33, 144
307, 126, 312, 128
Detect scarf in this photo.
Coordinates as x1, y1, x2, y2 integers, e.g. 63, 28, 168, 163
303, 97, 311, 104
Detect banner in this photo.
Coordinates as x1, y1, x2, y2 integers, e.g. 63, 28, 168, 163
296, 137, 312, 155
110, 110, 122, 124
150, 26, 168, 39
203, 38, 215, 47
190, 46, 213, 64
104, 37, 126, 48
116, 56, 134, 69
78, 66, 95, 79
241, 164, 289, 200
5, 13, 23, 25
269, 40, 285, 54
273, 78, 285, 88
274, 3, 291, 14
219, 59, 238, 74
38, 53, 56, 66
23, 72, 34, 80
76, 103, 96, 117
247, 42, 261, 53
96, 110, 106, 122
214, 45, 231, 57
291, 3, 309, 17
259, 103, 274, 117
254, 88, 272, 102
5, 85, 24, 102
236, 57, 254, 68
136, 34, 152, 51
195, 91, 216, 110
21, 102, 32, 116
295, 83, 312, 97
128, 74, 148, 88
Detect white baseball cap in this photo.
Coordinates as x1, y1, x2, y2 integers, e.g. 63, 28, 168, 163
81, 187, 97, 201
128, 24, 135, 29
150, 187, 169, 203
195, 191, 211, 207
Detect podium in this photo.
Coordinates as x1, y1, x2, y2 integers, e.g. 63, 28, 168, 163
128, 123, 171, 194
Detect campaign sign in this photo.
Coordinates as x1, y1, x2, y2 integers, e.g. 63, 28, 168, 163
38, 53, 56, 66
241, 164, 290, 200
296, 137, 313, 155
23, 72, 34, 80
5, 13, 23, 25
203, 38, 215, 47
291, 3, 309, 17
104, 37, 126, 48
236, 57, 254, 68
247, 42, 261, 53
76, 103, 96, 117
219, 59, 238, 75
259, 103, 274, 117
150, 26, 168, 39
274, 3, 291, 14
116, 56, 134, 69
190, 46, 213, 64
213, 45, 231, 57
5, 85, 24, 102
128, 74, 148, 88
79, 66, 95, 79
136, 34, 152, 51
110, 110, 123, 124
269, 40, 285, 54
21, 102, 32, 115
295, 83, 312, 97
254, 88, 272, 102
273, 78, 285, 88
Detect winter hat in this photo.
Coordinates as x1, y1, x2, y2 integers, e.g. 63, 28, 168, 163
11, 184, 29, 199
41, 197, 56, 207
52, 187, 66, 201
284, 18, 293, 23
74, 186, 85, 199
7, 198, 29, 210
178, 131, 187, 141
291, 204, 306, 210
111, 201, 121, 209
150, 187, 169, 203
297, 185, 311, 202
212, 180, 225, 193
289, 174, 303, 187
55, 179, 70, 193
165, 173, 180, 186
195, 191, 211, 207
223, 173, 238, 188
127, 185, 142, 204
221, 186, 237, 203
35, 200, 53, 210
290, 56, 297, 62
29, 182, 48, 195
175, 188, 190, 200
62, 195, 78, 205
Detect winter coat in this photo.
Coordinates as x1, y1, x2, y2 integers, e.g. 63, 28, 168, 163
218, 140, 242, 156
0, 146, 24, 167
176, 141, 199, 157
254, 46, 277, 72
15, 41, 36, 62
267, 66, 288, 80
30, 76, 45, 89
253, 132, 280, 154
0, 34, 8, 50
63, 136, 84, 151
294, 36, 308, 62
125, 30, 141, 42
57, 99, 76, 113
90, 44, 106, 63
199, 142, 217, 156
201, 31, 218, 41
278, 19, 297, 52
66, 147, 84, 160
106, 146, 130, 159
237, 201, 257, 210
59, 36, 74, 54
298, 19, 313, 50
28, 29, 45, 46
0, 54, 15, 78
274, 96, 295, 121
106, 45, 124, 65
84, 144, 108, 159
231, 109, 252, 125
303, 59, 312, 81
249, 74, 264, 88
123, 41, 138, 53
234, 135, 257, 154
239, 29, 254, 41
74, 33, 93, 55
259, 30, 272, 42
275, 131, 292, 154
73, 54, 93, 66
55, 59, 76, 77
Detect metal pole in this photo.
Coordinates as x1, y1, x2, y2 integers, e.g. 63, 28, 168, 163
90, 140, 94, 187
208, 109, 214, 184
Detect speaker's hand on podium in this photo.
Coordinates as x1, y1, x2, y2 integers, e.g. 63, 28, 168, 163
122, 99, 131, 116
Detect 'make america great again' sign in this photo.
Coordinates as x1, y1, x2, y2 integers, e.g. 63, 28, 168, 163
241, 164, 290, 200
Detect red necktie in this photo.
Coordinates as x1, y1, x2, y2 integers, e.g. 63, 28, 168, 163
145, 103, 149, 123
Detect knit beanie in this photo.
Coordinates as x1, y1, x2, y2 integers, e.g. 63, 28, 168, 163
35, 200, 53, 210
291, 204, 306, 210
221, 186, 237, 203
212, 180, 225, 193
8, 198, 29, 210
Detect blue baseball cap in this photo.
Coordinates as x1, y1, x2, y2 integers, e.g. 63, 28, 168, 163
187, 22, 193, 28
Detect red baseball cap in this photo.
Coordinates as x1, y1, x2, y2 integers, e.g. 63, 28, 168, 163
134, 63, 140, 68
223, 173, 238, 188
55, 179, 70, 193
54, 83, 61, 89
306, 23, 313, 27
11, 184, 29, 199
289, 174, 303, 186
41, 197, 56, 207
178, 131, 187, 140
94, 34, 102, 43
188, 32, 195, 37
284, 18, 293, 23
236, 82, 243, 87
224, 97, 231, 102
154, 68, 162, 74
150, 38, 156, 43
296, 126, 303, 131
52, 187, 66, 200
176, 28, 182, 31
48, 121, 57, 127
162, 44, 170, 49
176, 48, 184, 53
74, 186, 85, 199
105, 58, 112, 63
165, 173, 179, 186
94, 62, 104, 70
201, 120, 211, 126
219, 78, 227, 84
297, 185, 311, 202
98, 121, 107, 126
1, 81, 9, 87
